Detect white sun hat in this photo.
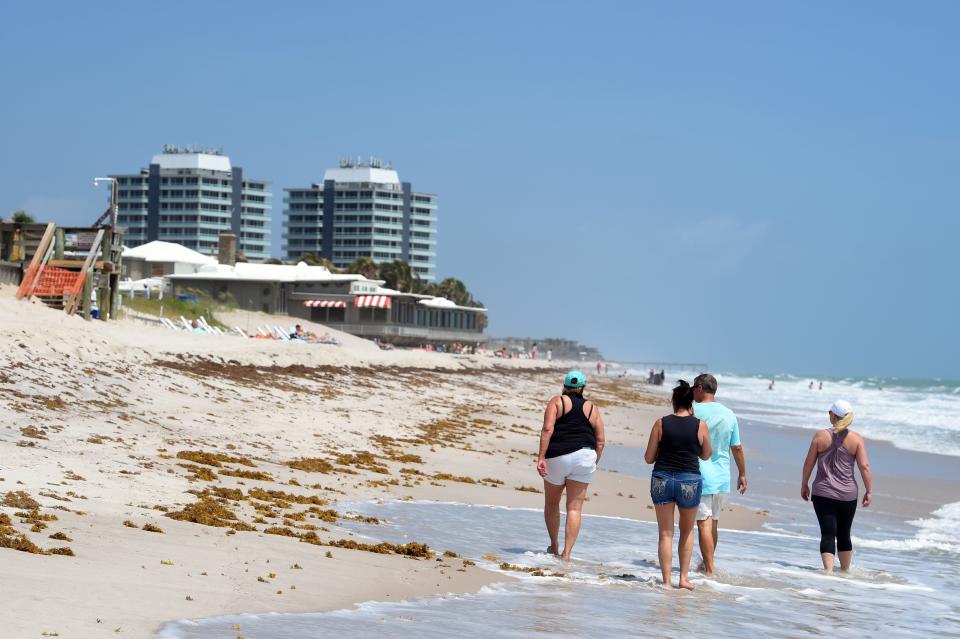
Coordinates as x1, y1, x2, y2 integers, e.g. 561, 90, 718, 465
830, 399, 852, 417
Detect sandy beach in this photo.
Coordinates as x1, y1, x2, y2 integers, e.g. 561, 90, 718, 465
6, 286, 957, 638
0, 288, 763, 638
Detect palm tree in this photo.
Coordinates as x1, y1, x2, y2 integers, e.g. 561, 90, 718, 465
345, 256, 380, 280
378, 260, 417, 292
435, 277, 471, 306
299, 252, 339, 271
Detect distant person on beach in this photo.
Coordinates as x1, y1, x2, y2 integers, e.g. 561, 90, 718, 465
801, 400, 873, 572
809, 381, 815, 390
547, 349, 553, 362
768, 380, 775, 390
692, 373, 747, 576
819, 381, 823, 391
645, 380, 712, 589
537, 370, 606, 561
597, 361, 603, 376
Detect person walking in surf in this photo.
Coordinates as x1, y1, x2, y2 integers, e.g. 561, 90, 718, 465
645, 380, 712, 589
692, 373, 747, 576
801, 400, 873, 572
536, 370, 606, 561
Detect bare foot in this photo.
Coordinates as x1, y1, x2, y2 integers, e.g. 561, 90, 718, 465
660, 580, 674, 590
678, 578, 696, 590
546, 545, 559, 556
560, 552, 571, 561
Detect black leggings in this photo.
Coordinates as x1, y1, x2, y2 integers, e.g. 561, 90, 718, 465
811, 495, 858, 555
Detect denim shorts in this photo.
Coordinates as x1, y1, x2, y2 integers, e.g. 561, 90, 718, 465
650, 470, 703, 509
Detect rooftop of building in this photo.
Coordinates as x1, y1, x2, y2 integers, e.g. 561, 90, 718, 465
122, 241, 217, 265
150, 145, 232, 172
167, 260, 377, 284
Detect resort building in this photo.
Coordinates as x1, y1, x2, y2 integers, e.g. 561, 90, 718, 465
120, 240, 216, 280
282, 158, 437, 281
111, 146, 272, 261
166, 259, 486, 346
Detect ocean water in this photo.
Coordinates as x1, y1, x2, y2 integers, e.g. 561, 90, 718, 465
628, 369, 960, 458
159, 499, 960, 638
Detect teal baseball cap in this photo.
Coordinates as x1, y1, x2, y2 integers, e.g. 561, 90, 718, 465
564, 370, 586, 388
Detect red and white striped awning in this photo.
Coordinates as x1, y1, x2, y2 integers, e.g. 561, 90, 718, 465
303, 300, 347, 308
355, 295, 392, 309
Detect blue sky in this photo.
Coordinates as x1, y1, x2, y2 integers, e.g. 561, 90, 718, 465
1, 1, 957, 378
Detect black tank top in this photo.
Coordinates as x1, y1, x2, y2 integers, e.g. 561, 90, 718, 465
652, 414, 701, 474
546, 394, 596, 459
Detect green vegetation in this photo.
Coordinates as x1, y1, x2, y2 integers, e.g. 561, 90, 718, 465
10, 210, 35, 224
123, 288, 233, 329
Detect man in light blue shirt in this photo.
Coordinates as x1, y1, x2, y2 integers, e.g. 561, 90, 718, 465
693, 373, 747, 576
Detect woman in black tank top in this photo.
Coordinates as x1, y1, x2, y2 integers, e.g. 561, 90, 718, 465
536, 370, 606, 561
644, 379, 712, 590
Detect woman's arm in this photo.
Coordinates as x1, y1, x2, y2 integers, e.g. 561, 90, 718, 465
644, 419, 662, 464
591, 405, 606, 463
536, 398, 560, 477
698, 420, 713, 460
856, 436, 873, 507
800, 432, 820, 501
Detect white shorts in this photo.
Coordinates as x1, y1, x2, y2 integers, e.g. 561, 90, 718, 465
544, 448, 597, 486
697, 493, 728, 521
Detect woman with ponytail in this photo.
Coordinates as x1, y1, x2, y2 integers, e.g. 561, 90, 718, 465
801, 400, 873, 572
644, 379, 712, 589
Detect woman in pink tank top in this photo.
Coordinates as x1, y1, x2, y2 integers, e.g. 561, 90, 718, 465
800, 400, 873, 572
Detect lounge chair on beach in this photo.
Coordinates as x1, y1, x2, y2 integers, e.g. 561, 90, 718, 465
234, 327, 249, 338
161, 318, 180, 331
272, 325, 290, 340
179, 316, 193, 331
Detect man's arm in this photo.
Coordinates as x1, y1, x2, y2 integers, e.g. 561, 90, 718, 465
731, 445, 747, 494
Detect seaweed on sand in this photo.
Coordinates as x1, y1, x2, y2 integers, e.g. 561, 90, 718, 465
165, 497, 254, 530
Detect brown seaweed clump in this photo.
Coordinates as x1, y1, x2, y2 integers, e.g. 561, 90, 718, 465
142, 523, 164, 533
433, 473, 478, 484
334, 452, 390, 475
0, 532, 43, 554
176, 450, 256, 468
220, 468, 274, 481
165, 498, 253, 530
177, 464, 217, 482
4, 491, 40, 510
285, 458, 334, 473
247, 488, 328, 507
304, 537, 433, 559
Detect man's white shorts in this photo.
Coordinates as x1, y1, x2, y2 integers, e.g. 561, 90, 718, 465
544, 448, 597, 485
697, 493, 728, 521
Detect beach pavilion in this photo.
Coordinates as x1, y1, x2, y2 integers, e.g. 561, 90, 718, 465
165, 260, 487, 346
